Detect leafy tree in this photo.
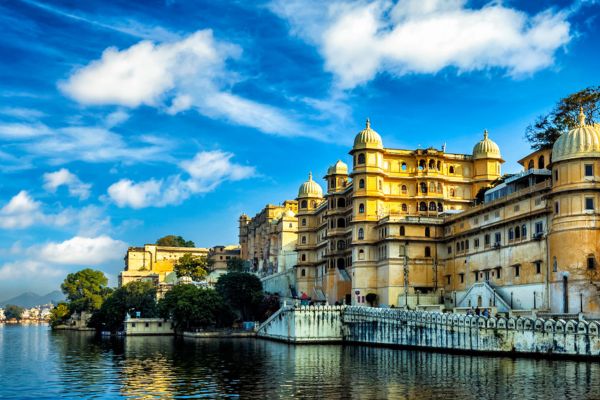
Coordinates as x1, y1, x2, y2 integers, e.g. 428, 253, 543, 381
4, 304, 24, 320
49, 303, 70, 327
215, 272, 263, 321
157, 284, 234, 332
89, 281, 158, 332
156, 235, 195, 247
174, 253, 212, 281
61, 269, 112, 313
525, 86, 600, 150
366, 293, 378, 307
256, 293, 281, 322
226, 257, 246, 272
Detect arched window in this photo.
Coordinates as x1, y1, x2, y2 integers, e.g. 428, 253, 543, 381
337, 198, 346, 207
449, 166, 455, 174
425, 227, 430, 237
419, 160, 426, 170
538, 155, 545, 169
419, 202, 427, 211
450, 188, 455, 197
429, 202, 436, 211
337, 241, 345, 250
508, 228, 514, 241
401, 162, 407, 171
378, 180, 383, 190
424, 246, 431, 257
420, 182, 427, 193
301, 236, 307, 244
358, 153, 365, 164
437, 202, 443, 212
429, 160, 435, 169
515, 226, 521, 239
401, 185, 407, 195
330, 178, 336, 189
437, 161, 441, 170
358, 249, 365, 260
400, 226, 405, 236
587, 255, 596, 270
522, 224, 527, 238
358, 228, 364, 240
359, 179, 365, 189
301, 218, 306, 226
311, 200, 317, 208
528, 160, 534, 170
337, 218, 346, 228
301, 254, 306, 262
301, 200, 307, 208
437, 182, 442, 192
359, 203, 365, 213
402, 203, 408, 212
430, 182, 436, 193
301, 268, 306, 276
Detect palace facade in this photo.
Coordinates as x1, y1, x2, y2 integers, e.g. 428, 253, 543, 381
240, 111, 600, 317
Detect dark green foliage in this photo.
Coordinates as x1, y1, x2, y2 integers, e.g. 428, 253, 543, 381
366, 293, 378, 307
156, 235, 195, 247
226, 257, 246, 272
49, 303, 70, 327
60, 269, 111, 313
256, 293, 281, 322
89, 281, 158, 332
525, 86, 600, 150
157, 284, 234, 332
174, 253, 212, 281
4, 304, 24, 320
215, 272, 264, 321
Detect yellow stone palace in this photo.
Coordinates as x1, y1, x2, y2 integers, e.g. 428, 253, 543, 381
240, 110, 600, 317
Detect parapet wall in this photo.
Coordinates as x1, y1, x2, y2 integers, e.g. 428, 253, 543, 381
256, 305, 344, 343
344, 307, 600, 357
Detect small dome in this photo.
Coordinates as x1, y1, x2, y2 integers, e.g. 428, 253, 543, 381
473, 130, 501, 159
327, 160, 348, 175
353, 118, 383, 150
552, 109, 600, 163
298, 172, 323, 198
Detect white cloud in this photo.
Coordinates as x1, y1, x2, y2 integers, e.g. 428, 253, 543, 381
270, 0, 572, 88
0, 191, 43, 229
0, 259, 64, 280
0, 107, 46, 120
38, 235, 127, 265
43, 168, 92, 200
108, 150, 255, 208
104, 109, 129, 127
0, 122, 51, 139
60, 30, 306, 137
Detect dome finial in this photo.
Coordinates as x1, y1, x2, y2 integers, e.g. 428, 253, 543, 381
578, 105, 586, 127
483, 129, 488, 139
366, 118, 370, 129
308, 171, 312, 181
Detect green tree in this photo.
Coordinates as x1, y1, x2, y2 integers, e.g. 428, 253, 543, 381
61, 269, 112, 313
49, 303, 70, 327
156, 235, 195, 247
174, 253, 212, 281
525, 86, 600, 150
4, 304, 24, 320
157, 284, 234, 332
215, 272, 263, 321
89, 281, 158, 332
226, 257, 246, 272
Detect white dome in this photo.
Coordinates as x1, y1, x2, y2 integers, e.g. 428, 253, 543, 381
298, 172, 323, 198
552, 109, 600, 163
353, 119, 383, 150
473, 130, 501, 160
327, 160, 348, 175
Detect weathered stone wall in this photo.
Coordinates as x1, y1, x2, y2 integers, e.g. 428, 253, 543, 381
344, 307, 600, 357
256, 305, 344, 343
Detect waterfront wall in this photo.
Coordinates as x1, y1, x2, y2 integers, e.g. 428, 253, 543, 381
256, 305, 344, 343
344, 307, 600, 357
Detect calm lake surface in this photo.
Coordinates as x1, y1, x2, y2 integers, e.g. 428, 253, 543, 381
1, 324, 600, 399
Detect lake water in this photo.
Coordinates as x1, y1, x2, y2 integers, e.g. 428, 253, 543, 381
1, 324, 600, 399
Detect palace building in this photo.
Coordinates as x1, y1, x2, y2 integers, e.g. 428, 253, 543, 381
240, 110, 600, 317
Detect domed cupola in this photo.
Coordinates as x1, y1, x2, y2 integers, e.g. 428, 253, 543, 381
473, 129, 502, 160
327, 160, 348, 175
552, 107, 600, 163
353, 118, 383, 150
298, 172, 323, 198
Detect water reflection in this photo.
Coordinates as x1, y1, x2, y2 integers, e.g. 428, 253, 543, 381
2, 325, 600, 399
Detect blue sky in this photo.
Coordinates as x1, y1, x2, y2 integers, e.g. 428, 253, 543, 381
0, 0, 598, 298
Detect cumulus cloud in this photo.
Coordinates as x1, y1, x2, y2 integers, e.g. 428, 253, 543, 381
0, 191, 44, 229
43, 168, 92, 200
0, 259, 64, 280
270, 0, 572, 88
60, 30, 306, 137
38, 235, 127, 265
108, 150, 255, 208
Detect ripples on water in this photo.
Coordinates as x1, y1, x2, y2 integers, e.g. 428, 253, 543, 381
0, 324, 599, 399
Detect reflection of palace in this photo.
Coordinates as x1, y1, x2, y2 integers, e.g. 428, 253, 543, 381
240, 112, 600, 317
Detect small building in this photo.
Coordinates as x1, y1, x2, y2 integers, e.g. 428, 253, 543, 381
124, 317, 175, 336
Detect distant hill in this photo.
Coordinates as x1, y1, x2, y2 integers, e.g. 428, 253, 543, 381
0, 291, 64, 308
